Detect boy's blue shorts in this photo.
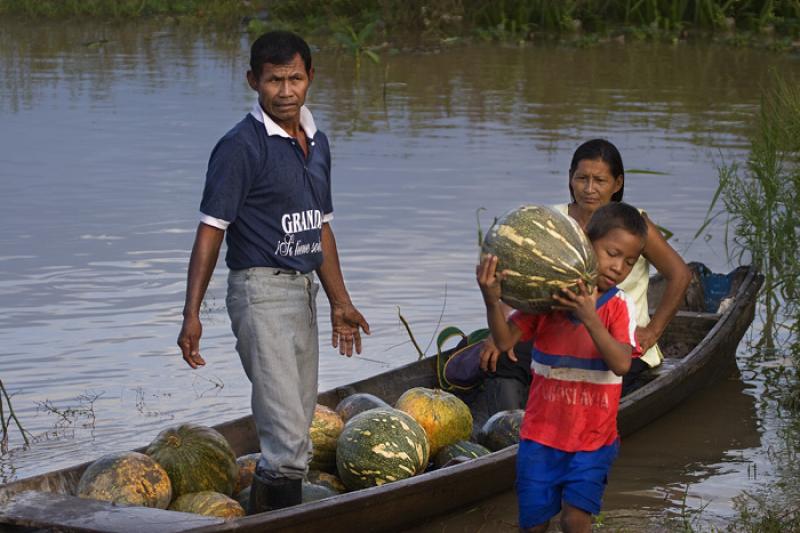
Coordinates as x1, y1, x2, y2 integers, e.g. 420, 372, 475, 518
515, 438, 620, 529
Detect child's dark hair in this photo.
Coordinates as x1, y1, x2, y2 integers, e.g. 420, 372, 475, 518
569, 139, 625, 202
586, 202, 647, 244
250, 31, 312, 78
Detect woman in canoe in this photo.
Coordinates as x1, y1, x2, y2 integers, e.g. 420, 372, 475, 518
472, 139, 691, 429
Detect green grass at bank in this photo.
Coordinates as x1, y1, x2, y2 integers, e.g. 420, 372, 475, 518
2, 0, 799, 45
253, 0, 800, 43
0, 0, 251, 20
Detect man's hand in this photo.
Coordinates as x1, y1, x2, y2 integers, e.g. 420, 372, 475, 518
552, 279, 598, 324
479, 336, 517, 373
178, 315, 206, 369
331, 303, 370, 357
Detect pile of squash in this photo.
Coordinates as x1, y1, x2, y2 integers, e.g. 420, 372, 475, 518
76, 387, 523, 518
77, 423, 245, 519
314, 387, 523, 492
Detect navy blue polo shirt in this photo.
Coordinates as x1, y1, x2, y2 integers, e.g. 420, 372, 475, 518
199, 103, 333, 272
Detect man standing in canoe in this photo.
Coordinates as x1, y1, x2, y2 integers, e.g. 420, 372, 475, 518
177, 31, 369, 513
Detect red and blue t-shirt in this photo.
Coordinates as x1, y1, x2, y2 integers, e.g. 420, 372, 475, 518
510, 287, 641, 452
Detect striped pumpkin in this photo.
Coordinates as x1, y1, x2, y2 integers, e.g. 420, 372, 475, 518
481, 205, 597, 314
302, 482, 339, 502
336, 407, 429, 491
307, 470, 347, 493
168, 491, 245, 519
146, 423, 238, 498
233, 452, 259, 494
477, 409, 524, 451
433, 441, 491, 468
309, 404, 345, 473
77, 451, 172, 509
335, 393, 390, 423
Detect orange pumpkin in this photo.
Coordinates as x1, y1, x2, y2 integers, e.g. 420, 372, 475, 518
77, 451, 172, 509
395, 387, 473, 456
233, 452, 259, 494
168, 491, 245, 519
309, 404, 344, 473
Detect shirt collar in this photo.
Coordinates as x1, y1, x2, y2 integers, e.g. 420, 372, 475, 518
567, 286, 619, 324
250, 101, 317, 139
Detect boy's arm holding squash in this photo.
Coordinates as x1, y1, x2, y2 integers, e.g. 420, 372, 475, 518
477, 255, 522, 352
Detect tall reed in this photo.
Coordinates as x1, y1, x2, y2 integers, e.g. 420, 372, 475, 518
700, 72, 800, 350
698, 72, 800, 533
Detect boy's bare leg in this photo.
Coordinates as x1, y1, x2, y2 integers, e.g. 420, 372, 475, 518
560, 503, 592, 533
520, 520, 550, 533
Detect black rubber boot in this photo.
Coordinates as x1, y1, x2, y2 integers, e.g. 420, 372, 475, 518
248, 473, 302, 514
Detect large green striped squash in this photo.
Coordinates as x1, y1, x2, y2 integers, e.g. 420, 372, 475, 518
477, 409, 524, 451
335, 393, 391, 423
433, 440, 491, 468
309, 404, 345, 473
168, 491, 245, 519
146, 423, 238, 498
236, 481, 341, 508
302, 482, 339, 502
336, 407, 429, 490
395, 387, 473, 456
481, 205, 597, 314
77, 451, 172, 509
307, 470, 347, 493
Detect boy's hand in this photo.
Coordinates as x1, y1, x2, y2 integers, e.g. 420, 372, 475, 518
479, 335, 517, 373
476, 255, 503, 307
552, 279, 598, 323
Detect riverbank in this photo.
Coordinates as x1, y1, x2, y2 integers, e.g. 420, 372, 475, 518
1, 0, 799, 52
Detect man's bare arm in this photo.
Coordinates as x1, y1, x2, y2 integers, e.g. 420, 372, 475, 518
177, 223, 224, 368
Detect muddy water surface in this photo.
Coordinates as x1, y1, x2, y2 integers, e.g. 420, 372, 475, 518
1, 19, 797, 528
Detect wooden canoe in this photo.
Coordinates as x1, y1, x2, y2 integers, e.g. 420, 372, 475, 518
0, 264, 763, 532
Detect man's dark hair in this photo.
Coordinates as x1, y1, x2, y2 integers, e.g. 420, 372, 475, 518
568, 139, 625, 202
586, 202, 647, 244
250, 31, 312, 78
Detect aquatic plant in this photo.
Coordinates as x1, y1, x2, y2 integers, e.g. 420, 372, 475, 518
698, 72, 800, 349
698, 71, 800, 532
0, 379, 31, 454
335, 21, 381, 78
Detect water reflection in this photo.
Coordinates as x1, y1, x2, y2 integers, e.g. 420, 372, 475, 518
409, 370, 762, 531
0, 19, 796, 526
605, 369, 761, 522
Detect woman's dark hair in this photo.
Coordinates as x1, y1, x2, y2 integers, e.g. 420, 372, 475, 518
568, 139, 625, 202
250, 31, 312, 78
586, 202, 647, 244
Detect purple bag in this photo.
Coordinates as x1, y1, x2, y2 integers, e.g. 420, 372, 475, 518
436, 327, 490, 391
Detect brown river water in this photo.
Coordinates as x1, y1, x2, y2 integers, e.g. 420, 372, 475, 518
1, 19, 798, 530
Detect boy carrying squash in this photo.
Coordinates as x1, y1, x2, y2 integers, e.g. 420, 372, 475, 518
476, 202, 647, 533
